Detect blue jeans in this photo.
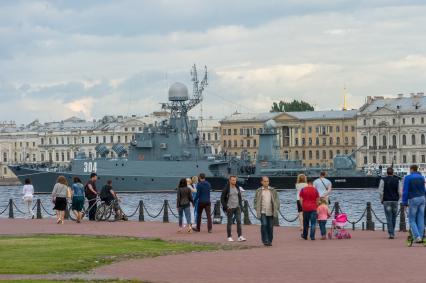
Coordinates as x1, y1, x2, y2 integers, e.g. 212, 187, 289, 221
260, 213, 274, 244
383, 201, 398, 236
178, 206, 191, 227
303, 211, 317, 240
318, 220, 327, 237
408, 196, 425, 239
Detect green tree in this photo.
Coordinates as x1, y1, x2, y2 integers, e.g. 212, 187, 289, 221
270, 99, 314, 112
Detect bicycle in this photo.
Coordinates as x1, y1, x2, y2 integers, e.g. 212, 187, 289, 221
95, 199, 127, 221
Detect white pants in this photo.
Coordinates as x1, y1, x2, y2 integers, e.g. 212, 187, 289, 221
24, 198, 34, 219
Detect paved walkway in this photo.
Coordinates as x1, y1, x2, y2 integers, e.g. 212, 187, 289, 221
0, 218, 425, 283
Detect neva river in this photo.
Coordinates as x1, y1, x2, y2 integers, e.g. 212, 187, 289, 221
0, 186, 393, 228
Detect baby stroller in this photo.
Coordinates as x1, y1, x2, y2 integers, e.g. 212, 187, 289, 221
328, 213, 351, 239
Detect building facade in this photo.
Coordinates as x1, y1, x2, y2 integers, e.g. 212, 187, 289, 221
356, 93, 426, 167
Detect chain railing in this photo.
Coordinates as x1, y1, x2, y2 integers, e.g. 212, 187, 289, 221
0, 198, 409, 231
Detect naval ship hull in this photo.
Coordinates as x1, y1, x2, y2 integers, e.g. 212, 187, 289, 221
239, 175, 381, 190
8, 166, 228, 193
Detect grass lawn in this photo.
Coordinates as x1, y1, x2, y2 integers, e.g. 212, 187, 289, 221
0, 235, 217, 274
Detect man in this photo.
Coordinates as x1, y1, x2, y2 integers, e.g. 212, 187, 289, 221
402, 165, 426, 243
254, 176, 280, 246
221, 176, 247, 242
194, 173, 212, 233
378, 167, 401, 239
100, 180, 126, 221
313, 171, 332, 201
85, 172, 98, 221
299, 178, 320, 240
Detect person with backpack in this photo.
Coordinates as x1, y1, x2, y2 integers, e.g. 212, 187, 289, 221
221, 175, 247, 242
85, 173, 98, 221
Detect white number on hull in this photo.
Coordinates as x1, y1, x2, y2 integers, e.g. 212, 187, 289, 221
83, 162, 97, 173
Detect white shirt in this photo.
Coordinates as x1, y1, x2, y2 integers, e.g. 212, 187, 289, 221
23, 184, 34, 198
313, 178, 332, 197
296, 183, 308, 200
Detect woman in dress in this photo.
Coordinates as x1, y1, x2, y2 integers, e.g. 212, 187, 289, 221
51, 175, 69, 224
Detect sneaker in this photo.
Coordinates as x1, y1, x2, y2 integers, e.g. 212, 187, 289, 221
192, 228, 200, 232
237, 236, 247, 242
227, 237, 234, 242
208, 230, 212, 233
415, 237, 423, 243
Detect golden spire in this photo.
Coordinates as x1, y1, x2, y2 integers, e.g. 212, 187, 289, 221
343, 85, 347, 111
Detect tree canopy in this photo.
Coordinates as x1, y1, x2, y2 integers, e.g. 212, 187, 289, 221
270, 99, 314, 112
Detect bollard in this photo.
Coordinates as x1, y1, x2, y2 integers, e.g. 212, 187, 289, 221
382, 223, 385, 232
213, 200, 222, 224
399, 203, 407, 232
362, 222, 365, 231
36, 199, 42, 219
333, 202, 340, 215
243, 200, 251, 225
138, 200, 144, 222
163, 200, 169, 223
64, 203, 70, 220
352, 222, 355, 231
366, 202, 375, 231
8, 199, 14, 219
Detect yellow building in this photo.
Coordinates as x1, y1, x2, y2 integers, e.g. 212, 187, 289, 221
220, 110, 358, 167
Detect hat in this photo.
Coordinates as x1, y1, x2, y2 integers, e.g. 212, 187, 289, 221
90, 173, 97, 178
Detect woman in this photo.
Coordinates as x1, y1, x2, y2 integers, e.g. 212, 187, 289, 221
22, 178, 35, 219
177, 178, 194, 233
51, 175, 69, 224
190, 176, 199, 225
71, 177, 85, 223
296, 174, 308, 231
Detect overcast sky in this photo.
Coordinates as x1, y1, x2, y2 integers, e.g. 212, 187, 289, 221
1, 0, 426, 124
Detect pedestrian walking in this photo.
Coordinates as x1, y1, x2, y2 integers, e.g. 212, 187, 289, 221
402, 165, 426, 243
254, 176, 280, 246
378, 167, 401, 239
313, 171, 332, 202
221, 175, 247, 242
295, 174, 308, 231
177, 178, 194, 233
317, 197, 331, 240
51, 175, 69, 224
300, 179, 320, 240
193, 173, 212, 233
85, 173, 98, 221
22, 178, 35, 219
71, 177, 85, 223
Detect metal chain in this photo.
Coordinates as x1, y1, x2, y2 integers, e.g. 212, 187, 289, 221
122, 205, 140, 218
40, 202, 56, 216
143, 203, 165, 218
278, 210, 299, 222
12, 201, 26, 214
168, 206, 178, 218
0, 204, 9, 215
371, 207, 387, 224
346, 208, 367, 225
246, 202, 259, 219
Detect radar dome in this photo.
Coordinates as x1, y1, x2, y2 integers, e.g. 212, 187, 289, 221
264, 119, 277, 129
168, 82, 189, 101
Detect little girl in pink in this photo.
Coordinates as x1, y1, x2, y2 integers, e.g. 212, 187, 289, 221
317, 198, 331, 240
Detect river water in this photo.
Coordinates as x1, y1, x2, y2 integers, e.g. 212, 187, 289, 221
0, 186, 396, 228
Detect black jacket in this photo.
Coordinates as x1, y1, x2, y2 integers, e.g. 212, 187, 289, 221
220, 184, 243, 212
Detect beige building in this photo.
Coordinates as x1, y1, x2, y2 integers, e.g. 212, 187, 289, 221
220, 110, 357, 167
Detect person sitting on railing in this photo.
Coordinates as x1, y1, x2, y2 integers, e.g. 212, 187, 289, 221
100, 180, 127, 221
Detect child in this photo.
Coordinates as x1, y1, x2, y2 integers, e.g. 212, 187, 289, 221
317, 197, 331, 240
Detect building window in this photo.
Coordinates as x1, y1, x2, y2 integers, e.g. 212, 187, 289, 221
412, 117, 415, 124
322, 138, 326, 145
223, 141, 226, 147
309, 138, 312, 145
363, 119, 366, 126
363, 136, 367, 146
302, 150, 305, 159
302, 128, 305, 134
295, 128, 298, 134
3, 152, 7, 162
61, 137, 64, 144
372, 156, 377, 163
403, 155, 407, 163
322, 150, 326, 159
302, 138, 305, 145
81, 137, 85, 144
110, 136, 114, 143
363, 156, 367, 164
295, 138, 298, 146
403, 118, 405, 125
392, 118, 395, 125
372, 136, 377, 147
422, 134, 425, 145
392, 135, 397, 146
373, 119, 376, 125
344, 137, 348, 144
41, 153, 44, 162
118, 136, 121, 143
308, 127, 312, 133
67, 151, 70, 161
61, 152, 65, 161
315, 138, 319, 145
329, 150, 333, 159
96, 136, 99, 143
412, 134, 416, 145
55, 138, 58, 144
208, 133, 211, 140
124, 127, 128, 132
315, 127, 319, 133
227, 129, 231, 135
56, 152, 59, 161
412, 155, 416, 163
382, 135, 387, 147
233, 129, 237, 135
89, 136, 92, 144
351, 126, 355, 132
240, 140, 244, 147
308, 150, 312, 159
344, 126, 348, 132
422, 117, 425, 124
215, 133, 218, 140
234, 140, 237, 147
336, 137, 340, 145
239, 128, 243, 135
41, 138, 44, 145
246, 140, 251, 147
329, 137, 333, 145
103, 136, 106, 143
422, 155, 425, 163
337, 150, 340, 155
253, 139, 257, 147
295, 150, 299, 159
352, 137, 355, 145
382, 156, 386, 164
223, 129, 226, 135
329, 126, 333, 133
316, 150, 320, 159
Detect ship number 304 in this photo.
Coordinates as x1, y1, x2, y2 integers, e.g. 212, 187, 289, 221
83, 162, 97, 173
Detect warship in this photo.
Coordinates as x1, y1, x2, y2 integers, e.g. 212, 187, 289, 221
9, 65, 231, 193
9, 66, 380, 193
227, 120, 381, 190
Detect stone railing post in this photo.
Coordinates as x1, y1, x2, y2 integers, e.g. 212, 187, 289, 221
138, 200, 144, 222
366, 202, 375, 231
163, 200, 169, 223
8, 199, 14, 219
36, 199, 42, 219
243, 200, 251, 225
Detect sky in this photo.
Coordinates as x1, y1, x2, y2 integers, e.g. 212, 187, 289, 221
1, 0, 426, 124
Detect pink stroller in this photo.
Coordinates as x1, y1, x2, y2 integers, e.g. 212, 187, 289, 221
327, 213, 351, 239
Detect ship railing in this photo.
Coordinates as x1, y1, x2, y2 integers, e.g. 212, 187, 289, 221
0, 198, 408, 232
